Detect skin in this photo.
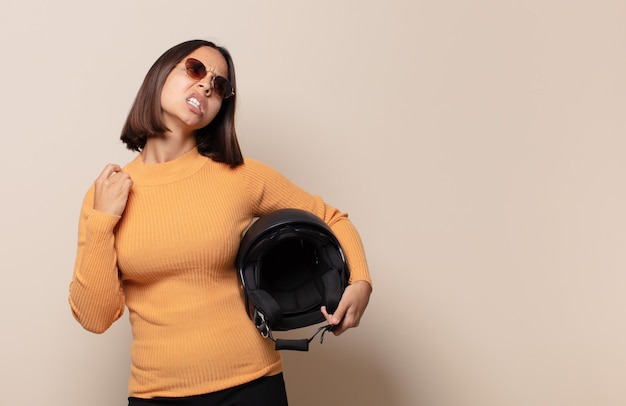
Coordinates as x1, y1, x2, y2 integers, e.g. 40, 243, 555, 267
322, 280, 372, 335
93, 45, 371, 335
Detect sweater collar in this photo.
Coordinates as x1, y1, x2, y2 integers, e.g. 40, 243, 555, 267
125, 147, 207, 185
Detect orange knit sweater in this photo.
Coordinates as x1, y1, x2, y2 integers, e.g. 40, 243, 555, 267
69, 148, 371, 398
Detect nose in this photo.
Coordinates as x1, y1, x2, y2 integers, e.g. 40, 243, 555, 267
197, 74, 215, 96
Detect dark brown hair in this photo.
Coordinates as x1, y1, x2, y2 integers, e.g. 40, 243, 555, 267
120, 39, 243, 167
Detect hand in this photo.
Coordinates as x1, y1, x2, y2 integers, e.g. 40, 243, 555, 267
93, 164, 133, 216
321, 280, 372, 336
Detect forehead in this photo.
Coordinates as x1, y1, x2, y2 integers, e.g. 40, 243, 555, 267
185, 46, 229, 77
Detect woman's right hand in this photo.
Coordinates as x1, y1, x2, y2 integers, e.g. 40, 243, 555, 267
93, 164, 133, 216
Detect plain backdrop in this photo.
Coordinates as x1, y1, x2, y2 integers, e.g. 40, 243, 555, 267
1, 1, 625, 405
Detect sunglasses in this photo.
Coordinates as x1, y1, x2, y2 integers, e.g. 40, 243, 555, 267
184, 57, 235, 99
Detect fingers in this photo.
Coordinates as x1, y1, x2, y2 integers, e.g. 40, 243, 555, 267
330, 302, 357, 336
321, 280, 372, 336
93, 164, 133, 216
96, 163, 123, 182
322, 307, 351, 336
95, 164, 132, 191
321, 305, 344, 327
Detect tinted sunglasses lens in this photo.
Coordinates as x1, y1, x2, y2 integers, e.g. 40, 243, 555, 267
185, 58, 206, 80
214, 76, 234, 98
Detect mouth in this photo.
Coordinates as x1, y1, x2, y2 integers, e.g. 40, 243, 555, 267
186, 95, 204, 113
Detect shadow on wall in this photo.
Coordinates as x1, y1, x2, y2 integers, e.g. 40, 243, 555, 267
281, 333, 400, 406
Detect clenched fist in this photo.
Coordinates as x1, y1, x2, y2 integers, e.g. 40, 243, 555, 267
93, 164, 133, 216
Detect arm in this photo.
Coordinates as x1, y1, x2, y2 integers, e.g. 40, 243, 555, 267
242, 159, 373, 334
68, 164, 132, 333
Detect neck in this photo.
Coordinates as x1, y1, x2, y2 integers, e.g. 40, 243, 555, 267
141, 136, 197, 164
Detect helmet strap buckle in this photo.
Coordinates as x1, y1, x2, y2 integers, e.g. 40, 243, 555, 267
254, 310, 270, 338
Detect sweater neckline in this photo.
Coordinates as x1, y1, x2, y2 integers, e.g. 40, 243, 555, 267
126, 148, 208, 185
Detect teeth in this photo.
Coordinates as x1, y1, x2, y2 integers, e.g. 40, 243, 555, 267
187, 97, 201, 108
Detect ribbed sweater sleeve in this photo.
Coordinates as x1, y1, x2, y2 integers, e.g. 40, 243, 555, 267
69, 186, 125, 333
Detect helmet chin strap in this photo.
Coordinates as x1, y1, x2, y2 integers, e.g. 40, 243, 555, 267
254, 310, 335, 351
271, 325, 335, 351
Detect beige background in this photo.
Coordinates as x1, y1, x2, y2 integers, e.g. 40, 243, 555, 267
1, 0, 625, 405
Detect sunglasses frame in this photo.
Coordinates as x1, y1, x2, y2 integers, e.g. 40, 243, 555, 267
184, 57, 235, 99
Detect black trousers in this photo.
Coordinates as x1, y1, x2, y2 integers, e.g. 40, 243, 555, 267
128, 373, 288, 406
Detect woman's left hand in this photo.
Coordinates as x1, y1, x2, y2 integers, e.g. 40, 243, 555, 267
321, 280, 372, 335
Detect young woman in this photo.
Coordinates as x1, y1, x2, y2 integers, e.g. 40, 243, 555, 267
69, 39, 372, 406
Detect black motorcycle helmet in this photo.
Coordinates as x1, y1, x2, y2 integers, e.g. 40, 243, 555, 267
236, 208, 350, 351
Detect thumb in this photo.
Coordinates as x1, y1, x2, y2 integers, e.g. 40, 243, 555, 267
327, 301, 348, 326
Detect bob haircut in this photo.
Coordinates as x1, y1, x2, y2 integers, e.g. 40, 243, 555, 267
120, 39, 243, 167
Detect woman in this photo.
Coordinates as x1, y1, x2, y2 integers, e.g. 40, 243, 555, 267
69, 39, 372, 405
